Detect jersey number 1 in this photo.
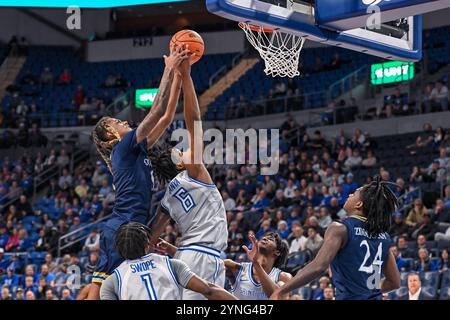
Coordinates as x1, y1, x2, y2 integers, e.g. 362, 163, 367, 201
359, 240, 383, 290
141, 273, 158, 300
174, 187, 196, 213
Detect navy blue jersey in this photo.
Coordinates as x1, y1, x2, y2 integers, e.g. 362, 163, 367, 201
106, 129, 153, 230
331, 215, 392, 300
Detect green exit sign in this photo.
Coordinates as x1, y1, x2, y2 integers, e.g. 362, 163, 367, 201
371, 61, 414, 85
135, 88, 158, 108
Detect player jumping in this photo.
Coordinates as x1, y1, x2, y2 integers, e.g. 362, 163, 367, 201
99, 222, 236, 300
270, 176, 401, 300
149, 58, 228, 300
87, 45, 190, 300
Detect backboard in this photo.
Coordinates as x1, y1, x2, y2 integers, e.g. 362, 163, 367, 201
206, 0, 450, 61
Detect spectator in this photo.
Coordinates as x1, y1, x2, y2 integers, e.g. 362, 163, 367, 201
58, 69, 72, 85
36, 277, 49, 300
23, 276, 37, 297
40, 67, 54, 85
276, 220, 290, 239
92, 162, 108, 188
344, 150, 362, 169
304, 226, 323, 255
17, 195, 33, 217
5, 228, 20, 252
415, 248, 438, 272
57, 149, 70, 168
406, 199, 428, 228
73, 85, 85, 106
312, 276, 331, 300
58, 168, 73, 189
45, 288, 58, 300
84, 251, 99, 274
15, 287, 24, 300
38, 264, 55, 285
438, 248, 449, 273
397, 236, 413, 258
25, 290, 36, 300
390, 245, 410, 272
323, 287, 335, 300
83, 230, 100, 252
401, 273, 431, 300
389, 212, 409, 240
411, 212, 437, 240
61, 288, 74, 300
44, 254, 58, 274
1, 286, 11, 300
74, 179, 89, 199
361, 150, 377, 167
98, 179, 112, 199
318, 206, 332, 229
0, 267, 20, 288
289, 224, 306, 253
430, 80, 449, 111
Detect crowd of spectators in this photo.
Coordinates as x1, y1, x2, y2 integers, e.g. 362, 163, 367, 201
0, 116, 449, 300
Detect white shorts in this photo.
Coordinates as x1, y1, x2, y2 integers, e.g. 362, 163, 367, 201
174, 244, 225, 300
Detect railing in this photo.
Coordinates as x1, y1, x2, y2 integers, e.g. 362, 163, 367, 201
57, 214, 112, 257
105, 89, 133, 117
208, 51, 246, 88
326, 66, 368, 102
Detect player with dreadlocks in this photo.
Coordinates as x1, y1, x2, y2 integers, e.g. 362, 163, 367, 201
271, 175, 401, 300
148, 58, 228, 300
87, 44, 190, 300
99, 222, 237, 300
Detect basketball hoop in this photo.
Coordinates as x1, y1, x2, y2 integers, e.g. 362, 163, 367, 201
239, 22, 305, 78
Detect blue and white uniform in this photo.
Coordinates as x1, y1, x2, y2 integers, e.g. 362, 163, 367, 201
100, 253, 195, 300
231, 262, 282, 300
161, 170, 228, 300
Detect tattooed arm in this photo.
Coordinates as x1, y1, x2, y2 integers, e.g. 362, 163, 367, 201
135, 45, 189, 146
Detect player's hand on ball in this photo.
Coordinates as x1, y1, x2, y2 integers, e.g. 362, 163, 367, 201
242, 234, 259, 263
164, 44, 190, 71
177, 55, 192, 78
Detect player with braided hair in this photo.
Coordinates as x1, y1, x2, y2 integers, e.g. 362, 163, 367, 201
271, 175, 401, 300
87, 44, 191, 300
99, 222, 237, 300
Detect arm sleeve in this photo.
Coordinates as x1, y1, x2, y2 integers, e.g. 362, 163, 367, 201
170, 259, 195, 288
99, 274, 119, 300
160, 191, 171, 215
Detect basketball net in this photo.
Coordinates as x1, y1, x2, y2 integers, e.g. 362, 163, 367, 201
239, 22, 305, 78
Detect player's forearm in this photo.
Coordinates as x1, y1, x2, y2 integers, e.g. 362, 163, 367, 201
204, 283, 238, 300
279, 260, 327, 295
146, 74, 182, 147
253, 262, 280, 297
380, 279, 399, 293
136, 67, 175, 141
149, 208, 171, 246
181, 75, 201, 128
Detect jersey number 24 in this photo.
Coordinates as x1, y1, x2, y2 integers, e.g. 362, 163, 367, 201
359, 240, 383, 290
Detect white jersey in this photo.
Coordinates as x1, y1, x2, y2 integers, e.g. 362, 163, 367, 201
230, 262, 282, 300
161, 170, 228, 251
113, 253, 182, 300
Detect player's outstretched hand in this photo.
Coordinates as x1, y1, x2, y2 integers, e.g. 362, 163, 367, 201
155, 238, 178, 257
177, 54, 192, 78
164, 44, 190, 71
242, 234, 259, 264
269, 288, 288, 300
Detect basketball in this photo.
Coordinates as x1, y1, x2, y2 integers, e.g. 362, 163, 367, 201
170, 29, 204, 65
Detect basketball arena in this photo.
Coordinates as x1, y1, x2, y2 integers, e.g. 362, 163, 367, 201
0, 0, 449, 303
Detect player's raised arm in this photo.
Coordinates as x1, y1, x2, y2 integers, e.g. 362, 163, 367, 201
145, 73, 182, 148
179, 59, 213, 183
270, 222, 347, 299
135, 45, 189, 145
243, 234, 285, 298
380, 250, 401, 293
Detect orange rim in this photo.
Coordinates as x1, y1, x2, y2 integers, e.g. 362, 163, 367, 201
239, 22, 274, 33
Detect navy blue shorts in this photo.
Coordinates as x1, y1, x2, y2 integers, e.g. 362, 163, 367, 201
92, 226, 124, 284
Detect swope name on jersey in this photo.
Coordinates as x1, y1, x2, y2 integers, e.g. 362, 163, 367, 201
130, 259, 156, 273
